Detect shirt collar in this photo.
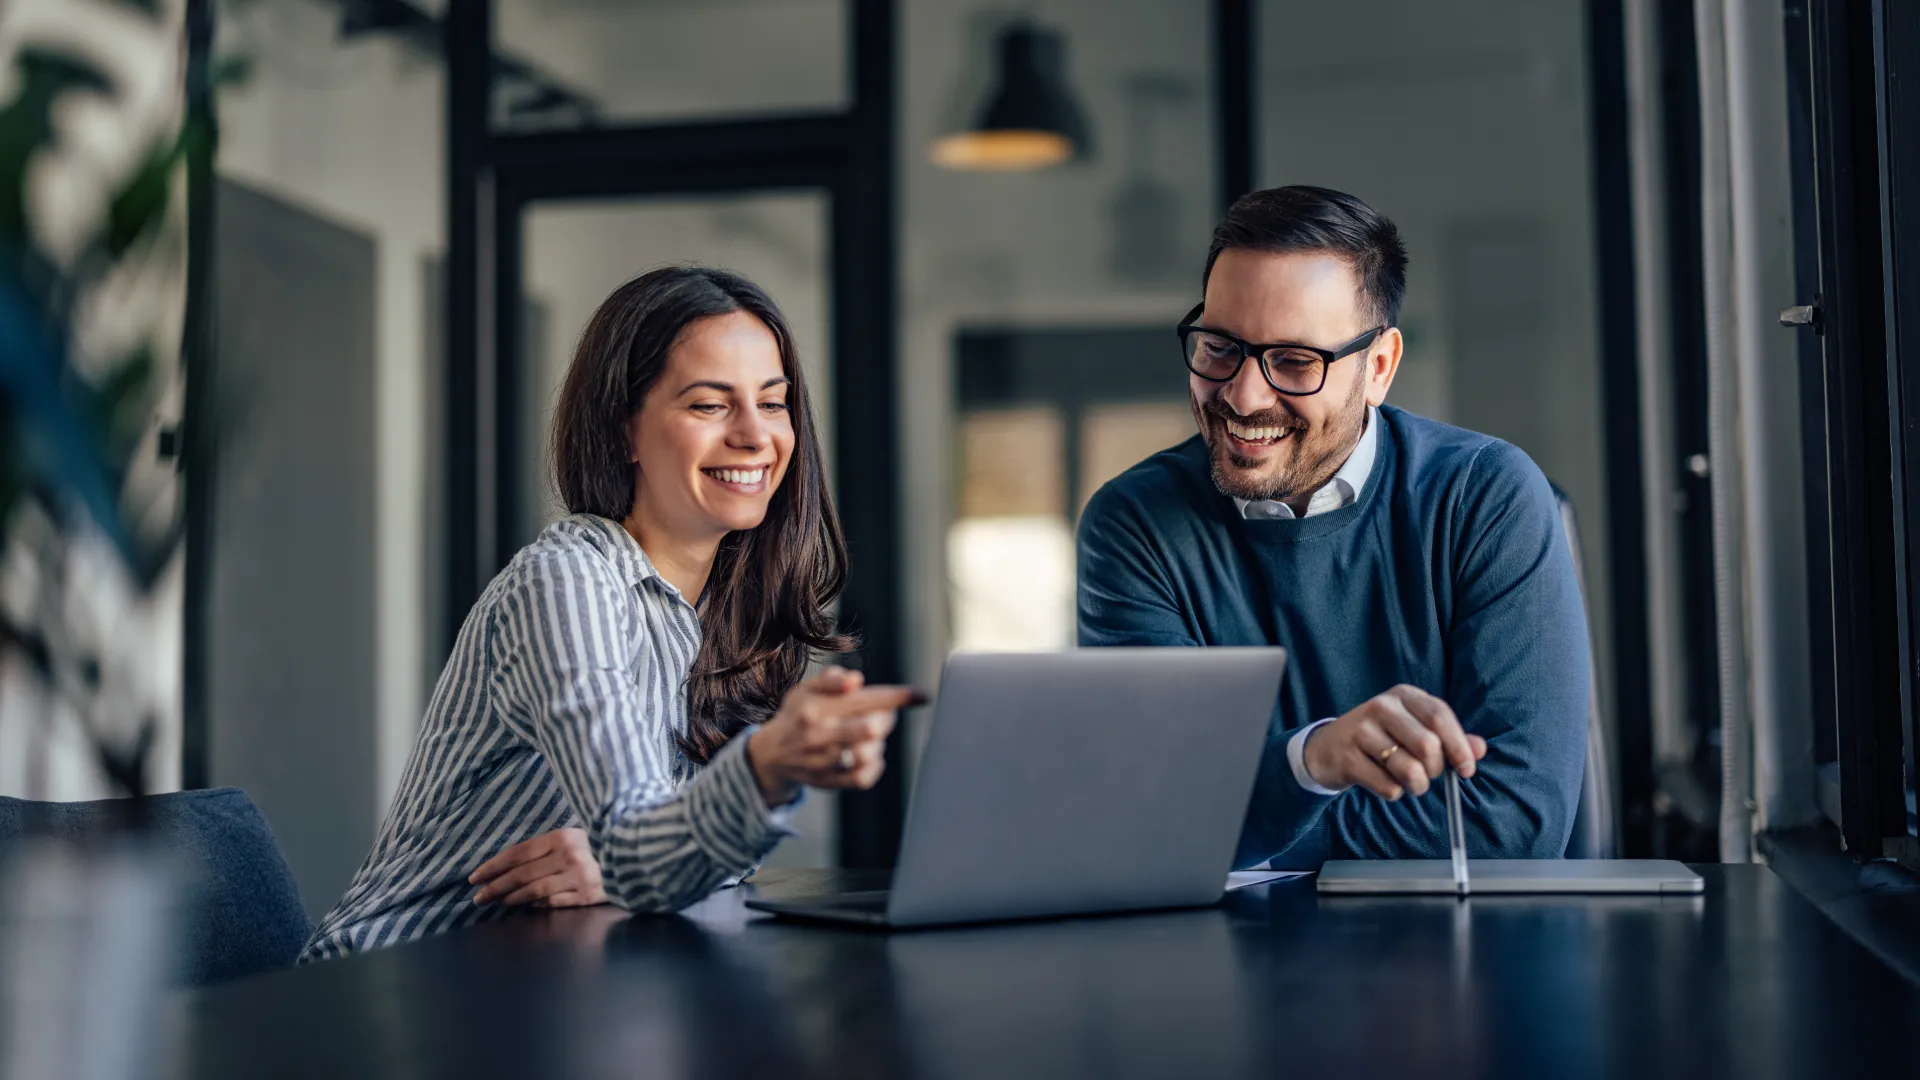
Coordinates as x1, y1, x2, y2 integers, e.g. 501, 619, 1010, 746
1233, 406, 1379, 521
571, 513, 664, 590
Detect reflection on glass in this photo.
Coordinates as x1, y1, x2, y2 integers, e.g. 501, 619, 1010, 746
885, 910, 1259, 1080
554, 915, 810, 1078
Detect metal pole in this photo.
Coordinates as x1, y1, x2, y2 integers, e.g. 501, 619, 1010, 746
1622, 0, 1690, 813
1213, 0, 1254, 213
444, 0, 491, 646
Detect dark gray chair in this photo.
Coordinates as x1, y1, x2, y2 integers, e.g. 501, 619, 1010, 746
0, 787, 311, 985
1551, 485, 1618, 859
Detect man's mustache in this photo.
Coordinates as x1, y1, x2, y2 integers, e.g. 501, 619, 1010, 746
1201, 399, 1308, 432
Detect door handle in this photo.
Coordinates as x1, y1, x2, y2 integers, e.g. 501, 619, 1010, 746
1778, 303, 1820, 328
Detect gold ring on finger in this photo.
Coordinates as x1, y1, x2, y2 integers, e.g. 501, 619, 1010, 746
1377, 744, 1399, 765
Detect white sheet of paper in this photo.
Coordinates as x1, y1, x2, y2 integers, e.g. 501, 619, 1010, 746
1225, 870, 1311, 890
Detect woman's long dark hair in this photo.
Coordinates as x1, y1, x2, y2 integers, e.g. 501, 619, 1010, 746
550, 266, 853, 764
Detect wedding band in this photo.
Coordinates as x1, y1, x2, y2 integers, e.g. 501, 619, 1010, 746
837, 748, 856, 772
1378, 744, 1400, 764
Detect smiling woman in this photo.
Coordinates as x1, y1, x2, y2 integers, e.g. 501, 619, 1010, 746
299, 267, 920, 960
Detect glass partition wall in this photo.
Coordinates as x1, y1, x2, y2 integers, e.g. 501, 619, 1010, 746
911, 0, 1623, 776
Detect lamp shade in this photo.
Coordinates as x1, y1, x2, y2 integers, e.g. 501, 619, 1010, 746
932, 22, 1092, 171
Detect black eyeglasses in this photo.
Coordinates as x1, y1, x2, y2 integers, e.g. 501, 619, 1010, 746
1175, 302, 1385, 396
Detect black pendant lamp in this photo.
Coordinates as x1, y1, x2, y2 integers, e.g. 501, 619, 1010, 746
932, 21, 1092, 171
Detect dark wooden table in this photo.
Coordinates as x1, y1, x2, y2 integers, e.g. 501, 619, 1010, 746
176, 867, 1920, 1079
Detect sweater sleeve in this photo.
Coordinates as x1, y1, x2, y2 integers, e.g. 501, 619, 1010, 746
1076, 484, 1198, 647
1317, 441, 1590, 860
1077, 484, 1338, 867
488, 547, 793, 913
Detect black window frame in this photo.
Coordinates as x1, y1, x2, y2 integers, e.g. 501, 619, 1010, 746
1786, 0, 1919, 867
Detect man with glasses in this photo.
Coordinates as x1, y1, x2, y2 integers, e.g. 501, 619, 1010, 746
1078, 186, 1588, 868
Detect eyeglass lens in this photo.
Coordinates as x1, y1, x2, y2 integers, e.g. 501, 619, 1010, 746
1183, 332, 1325, 393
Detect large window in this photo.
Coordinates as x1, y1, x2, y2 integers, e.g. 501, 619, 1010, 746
1787, 0, 1920, 867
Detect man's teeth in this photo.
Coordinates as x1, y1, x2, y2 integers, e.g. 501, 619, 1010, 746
1225, 420, 1289, 442
707, 467, 766, 485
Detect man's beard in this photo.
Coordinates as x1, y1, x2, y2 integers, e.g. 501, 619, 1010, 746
1196, 375, 1368, 503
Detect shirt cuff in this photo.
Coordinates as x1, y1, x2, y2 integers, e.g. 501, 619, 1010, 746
1287, 718, 1348, 796
684, 726, 800, 869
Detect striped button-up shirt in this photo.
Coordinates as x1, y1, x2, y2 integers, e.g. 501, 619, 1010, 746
301, 514, 793, 962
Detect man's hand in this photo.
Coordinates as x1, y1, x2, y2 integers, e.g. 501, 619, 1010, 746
1302, 685, 1487, 799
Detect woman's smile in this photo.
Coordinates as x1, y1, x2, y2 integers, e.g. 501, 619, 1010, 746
701, 464, 771, 495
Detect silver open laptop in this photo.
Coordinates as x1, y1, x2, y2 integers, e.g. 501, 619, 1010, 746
745, 647, 1287, 928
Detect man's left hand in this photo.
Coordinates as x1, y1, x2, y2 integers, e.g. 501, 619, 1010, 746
1302, 685, 1488, 799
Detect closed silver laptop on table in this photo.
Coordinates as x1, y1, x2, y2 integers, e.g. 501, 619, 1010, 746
1317, 859, 1704, 895
746, 647, 1287, 928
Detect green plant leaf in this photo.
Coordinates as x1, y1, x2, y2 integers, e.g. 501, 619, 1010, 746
0, 51, 115, 245
89, 343, 156, 465
102, 120, 207, 261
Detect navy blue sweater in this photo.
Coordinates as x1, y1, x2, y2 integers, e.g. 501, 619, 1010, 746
1076, 405, 1589, 869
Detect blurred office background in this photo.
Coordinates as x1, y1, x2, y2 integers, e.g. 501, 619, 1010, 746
3, 0, 1915, 926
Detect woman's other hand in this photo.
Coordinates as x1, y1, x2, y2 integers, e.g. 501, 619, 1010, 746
746, 666, 926, 805
469, 827, 607, 908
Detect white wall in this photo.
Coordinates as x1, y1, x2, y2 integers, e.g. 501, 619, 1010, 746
494, 0, 845, 125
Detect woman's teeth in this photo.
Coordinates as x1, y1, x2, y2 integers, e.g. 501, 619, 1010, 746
704, 467, 766, 485
1225, 420, 1290, 444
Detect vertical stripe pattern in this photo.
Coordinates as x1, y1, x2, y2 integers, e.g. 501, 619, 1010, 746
300, 514, 793, 962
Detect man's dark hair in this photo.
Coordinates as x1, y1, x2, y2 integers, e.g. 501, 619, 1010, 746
1202, 185, 1408, 328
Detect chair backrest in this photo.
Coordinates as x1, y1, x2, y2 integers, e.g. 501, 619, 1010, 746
1550, 484, 1618, 859
0, 787, 312, 985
